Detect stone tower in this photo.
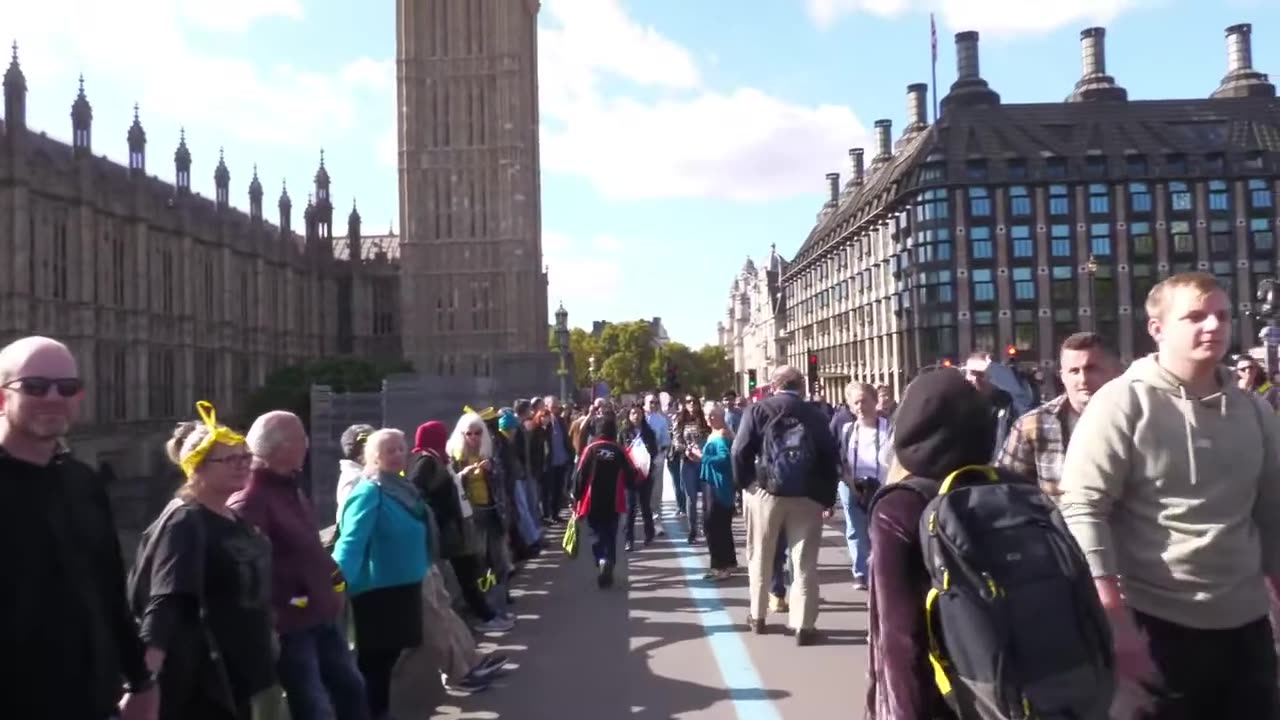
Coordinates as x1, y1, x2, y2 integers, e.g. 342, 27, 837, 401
395, 0, 551, 382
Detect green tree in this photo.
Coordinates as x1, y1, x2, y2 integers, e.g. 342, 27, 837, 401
238, 357, 413, 429
567, 327, 600, 389
694, 344, 734, 397
595, 321, 655, 393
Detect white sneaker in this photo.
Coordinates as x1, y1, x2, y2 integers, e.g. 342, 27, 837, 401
476, 616, 515, 633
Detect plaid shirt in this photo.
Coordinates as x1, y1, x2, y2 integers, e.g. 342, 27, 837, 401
996, 394, 1072, 499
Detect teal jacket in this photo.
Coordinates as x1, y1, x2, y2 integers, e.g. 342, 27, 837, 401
699, 434, 737, 507
332, 475, 430, 596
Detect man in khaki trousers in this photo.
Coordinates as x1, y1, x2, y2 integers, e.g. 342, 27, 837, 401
731, 366, 840, 647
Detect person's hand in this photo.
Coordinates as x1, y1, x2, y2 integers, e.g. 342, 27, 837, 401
118, 687, 159, 720
1108, 608, 1161, 710
478, 459, 492, 471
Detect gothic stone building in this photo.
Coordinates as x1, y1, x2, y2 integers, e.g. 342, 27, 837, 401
396, 0, 556, 391
0, 47, 402, 537
783, 23, 1280, 398
719, 246, 788, 397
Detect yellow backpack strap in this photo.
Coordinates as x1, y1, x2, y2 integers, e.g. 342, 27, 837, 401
938, 465, 1000, 495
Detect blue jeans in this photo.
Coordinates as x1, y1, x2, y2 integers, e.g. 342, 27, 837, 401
589, 513, 621, 565
277, 622, 370, 720
771, 530, 790, 597
514, 474, 543, 544
838, 482, 870, 579
668, 453, 685, 513
679, 457, 702, 538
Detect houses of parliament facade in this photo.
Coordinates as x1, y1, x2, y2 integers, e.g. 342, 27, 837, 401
0, 48, 403, 512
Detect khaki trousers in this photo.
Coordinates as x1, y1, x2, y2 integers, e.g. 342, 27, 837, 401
744, 487, 824, 631
390, 566, 479, 715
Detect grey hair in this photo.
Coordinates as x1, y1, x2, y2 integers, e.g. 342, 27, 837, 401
246, 411, 304, 457
771, 365, 805, 392
340, 424, 377, 462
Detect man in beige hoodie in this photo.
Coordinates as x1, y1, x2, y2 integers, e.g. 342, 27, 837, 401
1060, 272, 1280, 718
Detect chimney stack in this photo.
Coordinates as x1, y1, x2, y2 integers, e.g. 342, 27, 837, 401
941, 31, 1000, 114
849, 148, 865, 185
825, 172, 840, 205
955, 31, 980, 81
905, 83, 929, 133
1068, 27, 1128, 102
1213, 23, 1275, 98
873, 120, 893, 162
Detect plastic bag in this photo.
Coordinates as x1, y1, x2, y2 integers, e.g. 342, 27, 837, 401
562, 517, 580, 559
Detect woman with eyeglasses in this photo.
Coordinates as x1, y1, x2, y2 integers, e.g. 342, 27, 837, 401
447, 413, 515, 618
129, 403, 277, 720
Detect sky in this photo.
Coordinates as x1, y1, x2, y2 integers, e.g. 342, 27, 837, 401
5, 0, 1279, 347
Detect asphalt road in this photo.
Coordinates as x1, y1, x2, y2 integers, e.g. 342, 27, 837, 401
425, 480, 871, 720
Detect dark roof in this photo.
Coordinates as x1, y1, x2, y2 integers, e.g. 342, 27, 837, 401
787, 94, 1280, 274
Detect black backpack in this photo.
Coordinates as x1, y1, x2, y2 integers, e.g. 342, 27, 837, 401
869, 465, 1114, 720
760, 412, 817, 497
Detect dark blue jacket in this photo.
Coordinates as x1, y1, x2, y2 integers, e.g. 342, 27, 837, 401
729, 390, 841, 508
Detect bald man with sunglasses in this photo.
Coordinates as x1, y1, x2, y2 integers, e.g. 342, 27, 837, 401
0, 336, 157, 720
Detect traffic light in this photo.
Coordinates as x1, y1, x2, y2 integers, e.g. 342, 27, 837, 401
806, 352, 819, 394
747, 368, 758, 391
942, 358, 953, 368
664, 362, 679, 392
1006, 345, 1018, 359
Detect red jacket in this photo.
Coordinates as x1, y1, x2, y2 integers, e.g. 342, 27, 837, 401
572, 439, 636, 522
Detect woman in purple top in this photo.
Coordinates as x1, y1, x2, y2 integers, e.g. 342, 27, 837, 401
865, 369, 994, 720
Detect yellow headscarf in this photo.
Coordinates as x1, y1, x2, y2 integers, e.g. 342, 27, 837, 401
179, 400, 247, 478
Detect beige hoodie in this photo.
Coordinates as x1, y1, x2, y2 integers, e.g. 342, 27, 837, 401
1059, 354, 1280, 630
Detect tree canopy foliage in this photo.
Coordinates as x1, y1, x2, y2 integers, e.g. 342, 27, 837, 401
237, 357, 413, 429
548, 321, 733, 398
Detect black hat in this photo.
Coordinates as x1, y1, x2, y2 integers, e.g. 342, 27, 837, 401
893, 369, 994, 479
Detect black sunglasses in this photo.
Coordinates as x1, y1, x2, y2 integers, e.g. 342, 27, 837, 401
2, 376, 84, 398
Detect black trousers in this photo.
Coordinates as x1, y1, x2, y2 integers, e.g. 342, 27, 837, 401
626, 481, 654, 543
704, 497, 737, 570
1136, 610, 1280, 719
355, 646, 400, 718
450, 554, 496, 622
541, 465, 568, 519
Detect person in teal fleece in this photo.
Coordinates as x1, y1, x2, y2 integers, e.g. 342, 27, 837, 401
700, 403, 739, 581
333, 428, 429, 720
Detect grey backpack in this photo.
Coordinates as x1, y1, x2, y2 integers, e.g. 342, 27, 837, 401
870, 464, 1114, 719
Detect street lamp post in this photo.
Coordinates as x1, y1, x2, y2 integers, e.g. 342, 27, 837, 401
1086, 254, 1099, 332
554, 303, 570, 403
588, 355, 598, 400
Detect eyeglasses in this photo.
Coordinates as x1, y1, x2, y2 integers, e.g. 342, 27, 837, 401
206, 453, 253, 466
1, 377, 84, 398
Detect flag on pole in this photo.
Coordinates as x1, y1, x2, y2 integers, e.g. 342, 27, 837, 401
930, 13, 938, 62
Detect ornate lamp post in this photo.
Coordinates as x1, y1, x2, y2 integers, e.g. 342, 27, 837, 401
1086, 254, 1099, 330
554, 303, 570, 402
587, 355, 598, 400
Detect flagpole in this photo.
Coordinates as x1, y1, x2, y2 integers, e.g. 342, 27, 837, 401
930, 13, 939, 122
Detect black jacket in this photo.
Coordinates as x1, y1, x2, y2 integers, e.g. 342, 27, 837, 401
572, 439, 639, 523
1, 448, 151, 718
407, 452, 468, 560
730, 391, 841, 508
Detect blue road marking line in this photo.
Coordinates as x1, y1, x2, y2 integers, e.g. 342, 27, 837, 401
659, 504, 783, 720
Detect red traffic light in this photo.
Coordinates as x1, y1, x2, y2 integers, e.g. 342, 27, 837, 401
942, 358, 953, 367
1006, 345, 1017, 357
808, 354, 818, 364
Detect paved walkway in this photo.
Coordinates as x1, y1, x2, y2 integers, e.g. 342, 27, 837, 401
429, 483, 870, 719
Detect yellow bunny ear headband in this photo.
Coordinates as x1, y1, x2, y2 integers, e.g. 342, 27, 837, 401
180, 400, 247, 478
463, 405, 500, 422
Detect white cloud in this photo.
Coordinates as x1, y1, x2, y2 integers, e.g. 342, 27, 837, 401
543, 230, 627, 307
3, 0, 394, 185
178, 0, 304, 33
539, 0, 868, 202
805, 0, 1148, 36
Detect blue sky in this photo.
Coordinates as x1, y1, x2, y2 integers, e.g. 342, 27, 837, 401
7, 0, 1279, 347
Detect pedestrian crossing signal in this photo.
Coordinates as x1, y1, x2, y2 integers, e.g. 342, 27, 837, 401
1006, 345, 1017, 357
747, 369, 758, 391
